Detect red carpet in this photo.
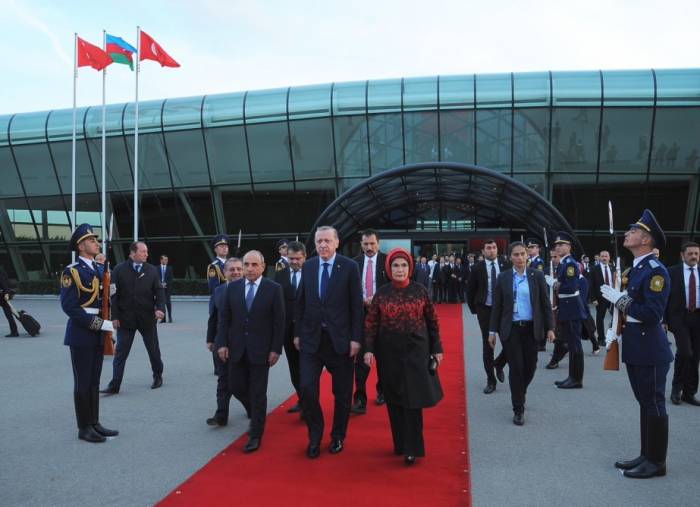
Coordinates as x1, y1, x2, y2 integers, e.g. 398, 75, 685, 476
159, 304, 470, 507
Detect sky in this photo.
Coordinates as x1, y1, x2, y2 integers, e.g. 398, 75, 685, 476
1, 0, 698, 115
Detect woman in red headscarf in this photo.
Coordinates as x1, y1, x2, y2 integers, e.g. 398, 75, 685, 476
364, 248, 444, 465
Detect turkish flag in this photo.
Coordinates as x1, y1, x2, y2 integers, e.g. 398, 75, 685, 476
77, 37, 112, 71
139, 31, 180, 68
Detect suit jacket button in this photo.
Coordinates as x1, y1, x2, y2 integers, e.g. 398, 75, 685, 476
641, 332, 645, 336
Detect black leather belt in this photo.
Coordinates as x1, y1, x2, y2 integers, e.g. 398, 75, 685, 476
513, 320, 533, 327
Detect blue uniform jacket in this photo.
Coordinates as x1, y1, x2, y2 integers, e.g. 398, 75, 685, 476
60, 259, 104, 348
619, 254, 673, 365
529, 256, 545, 271
207, 259, 227, 294
556, 255, 587, 321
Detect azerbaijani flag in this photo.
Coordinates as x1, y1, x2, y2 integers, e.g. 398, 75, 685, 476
106, 34, 137, 70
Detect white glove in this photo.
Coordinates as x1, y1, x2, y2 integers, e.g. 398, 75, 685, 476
600, 284, 624, 304
544, 275, 556, 287
605, 327, 619, 350
109, 283, 117, 297
100, 320, 115, 332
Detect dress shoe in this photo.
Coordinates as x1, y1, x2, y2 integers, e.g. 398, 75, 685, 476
670, 391, 682, 405
681, 394, 700, 406
615, 455, 645, 470
375, 393, 386, 405
93, 423, 118, 437
513, 412, 524, 426
78, 426, 106, 443
554, 377, 570, 387
591, 348, 600, 356
206, 416, 227, 426
350, 400, 367, 415
99, 386, 119, 395
623, 459, 666, 478
244, 437, 261, 453
329, 439, 344, 454
5, 332, 19, 337
495, 366, 505, 383
287, 402, 302, 413
404, 455, 416, 465
307, 444, 321, 459
556, 378, 582, 389
545, 361, 559, 370
151, 376, 163, 389
483, 383, 496, 394
168, 319, 173, 323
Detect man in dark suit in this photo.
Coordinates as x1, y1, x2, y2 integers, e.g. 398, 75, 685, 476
666, 241, 700, 406
590, 250, 614, 347
352, 229, 389, 414
216, 250, 285, 453
454, 257, 469, 303
158, 255, 174, 323
467, 240, 508, 393
274, 241, 306, 414
443, 255, 459, 303
414, 256, 431, 290
488, 242, 555, 425
206, 257, 243, 426
0, 265, 18, 337
102, 241, 165, 394
294, 226, 363, 458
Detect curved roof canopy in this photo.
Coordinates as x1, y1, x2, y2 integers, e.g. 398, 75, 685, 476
308, 162, 582, 252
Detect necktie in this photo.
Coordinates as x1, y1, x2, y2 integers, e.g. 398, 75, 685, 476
292, 271, 298, 292
135, 264, 141, 273
689, 267, 696, 311
604, 266, 609, 285
365, 259, 374, 299
92, 261, 98, 272
246, 281, 255, 311
490, 261, 497, 293
162, 265, 165, 281
320, 262, 330, 299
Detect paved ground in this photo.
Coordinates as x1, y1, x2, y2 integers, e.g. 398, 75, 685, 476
0, 300, 698, 506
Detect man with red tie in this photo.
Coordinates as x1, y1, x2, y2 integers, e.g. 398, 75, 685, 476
352, 229, 389, 414
591, 250, 614, 347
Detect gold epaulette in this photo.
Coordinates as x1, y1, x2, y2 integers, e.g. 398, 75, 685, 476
69, 267, 99, 308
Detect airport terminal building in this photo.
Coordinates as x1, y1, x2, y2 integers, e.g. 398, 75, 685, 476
1, 68, 699, 280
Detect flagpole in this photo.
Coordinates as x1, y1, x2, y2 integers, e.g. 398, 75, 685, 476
101, 29, 107, 254
71, 33, 78, 263
133, 26, 141, 242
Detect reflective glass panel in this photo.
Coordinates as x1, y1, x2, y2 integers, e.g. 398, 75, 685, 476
164, 130, 210, 186
123, 100, 162, 134
289, 118, 334, 179
50, 140, 98, 194
403, 77, 437, 112
599, 108, 653, 173
203, 92, 245, 127
86, 136, 133, 191
602, 70, 654, 106
514, 72, 550, 107
125, 133, 171, 189
47, 107, 89, 142
656, 69, 700, 106
10, 111, 49, 144
651, 107, 700, 173
0, 147, 24, 197
84, 103, 126, 138
551, 71, 601, 107
439, 75, 475, 110
439, 110, 475, 164
404, 111, 438, 164
550, 108, 601, 172
11, 144, 60, 195
513, 108, 548, 171
245, 88, 287, 124
368, 113, 403, 172
332, 81, 366, 116
367, 79, 402, 114
289, 84, 332, 120
476, 109, 511, 171
203, 126, 250, 185
163, 96, 203, 131
476, 73, 512, 109
246, 122, 293, 182
333, 115, 369, 177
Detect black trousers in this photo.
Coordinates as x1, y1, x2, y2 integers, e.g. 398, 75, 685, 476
228, 355, 270, 439
299, 330, 354, 444
476, 305, 507, 384
354, 344, 382, 404
386, 403, 425, 457
212, 350, 232, 421
70, 345, 103, 395
162, 289, 172, 321
595, 302, 611, 345
503, 323, 537, 413
671, 313, 700, 396
109, 324, 163, 388
1, 299, 17, 335
283, 329, 301, 397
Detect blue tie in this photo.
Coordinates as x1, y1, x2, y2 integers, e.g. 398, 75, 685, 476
135, 264, 141, 273
320, 262, 330, 299
246, 282, 255, 311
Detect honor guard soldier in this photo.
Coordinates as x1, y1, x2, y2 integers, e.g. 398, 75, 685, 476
546, 232, 587, 389
526, 239, 545, 271
208, 234, 230, 295
60, 224, 118, 443
601, 210, 672, 479
275, 239, 290, 272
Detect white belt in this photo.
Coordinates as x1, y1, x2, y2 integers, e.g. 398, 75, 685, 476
558, 291, 580, 299
625, 316, 662, 324
83, 308, 100, 315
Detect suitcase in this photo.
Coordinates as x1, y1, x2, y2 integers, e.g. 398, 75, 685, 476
8, 302, 41, 337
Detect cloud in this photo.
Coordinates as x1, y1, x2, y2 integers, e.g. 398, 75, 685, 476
7, 0, 72, 69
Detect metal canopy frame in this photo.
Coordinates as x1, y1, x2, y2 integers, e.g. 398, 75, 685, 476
308, 162, 582, 252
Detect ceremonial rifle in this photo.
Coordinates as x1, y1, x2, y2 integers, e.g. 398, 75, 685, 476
543, 227, 556, 326
604, 201, 621, 371
101, 214, 115, 355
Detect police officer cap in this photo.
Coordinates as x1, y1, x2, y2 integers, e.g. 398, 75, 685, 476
212, 234, 230, 249
526, 238, 540, 248
276, 239, 289, 249
630, 209, 666, 248
553, 231, 573, 245
69, 224, 99, 252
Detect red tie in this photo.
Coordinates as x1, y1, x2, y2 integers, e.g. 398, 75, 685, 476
365, 259, 374, 299
604, 266, 609, 285
689, 267, 696, 311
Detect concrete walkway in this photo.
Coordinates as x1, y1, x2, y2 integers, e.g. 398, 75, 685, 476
0, 301, 698, 506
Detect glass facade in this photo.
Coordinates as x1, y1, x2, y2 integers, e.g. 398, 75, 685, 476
2, 68, 700, 280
